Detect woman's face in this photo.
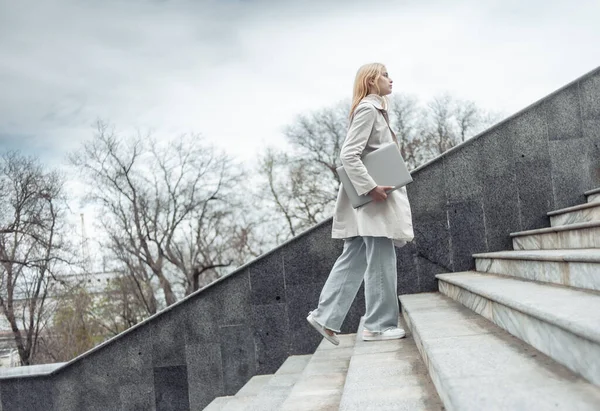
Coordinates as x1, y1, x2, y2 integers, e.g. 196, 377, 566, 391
373, 69, 393, 96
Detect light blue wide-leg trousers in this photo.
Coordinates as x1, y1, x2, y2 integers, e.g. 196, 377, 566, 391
310, 236, 399, 333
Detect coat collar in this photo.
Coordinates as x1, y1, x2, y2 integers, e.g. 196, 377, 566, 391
360, 94, 387, 110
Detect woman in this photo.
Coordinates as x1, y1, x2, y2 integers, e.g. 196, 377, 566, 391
307, 63, 414, 345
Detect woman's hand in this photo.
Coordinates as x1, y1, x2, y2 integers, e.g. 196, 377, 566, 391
369, 185, 394, 202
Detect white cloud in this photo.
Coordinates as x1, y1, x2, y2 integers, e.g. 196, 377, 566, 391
1, 0, 598, 166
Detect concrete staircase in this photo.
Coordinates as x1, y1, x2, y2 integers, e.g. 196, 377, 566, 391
205, 320, 444, 411
205, 187, 600, 410
401, 186, 600, 410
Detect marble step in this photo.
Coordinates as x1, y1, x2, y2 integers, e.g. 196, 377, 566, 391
242, 355, 312, 411
278, 334, 356, 411
400, 291, 600, 410
473, 249, 600, 292
204, 396, 234, 411
212, 374, 274, 411
548, 201, 600, 227
510, 221, 600, 250
338, 317, 444, 411
436, 272, 600, 385
585, 187, 600, 203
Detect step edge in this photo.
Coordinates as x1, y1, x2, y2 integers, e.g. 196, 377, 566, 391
510, 221, 600, 237
436, 273, 600, 345
241, 358, 313, 410
279, 333, 356, 407
547, 201, 600, 216
473, 249, 600, 263
235, 374, 275, 398
400, 296, 454, 410
585, 187, 600, 196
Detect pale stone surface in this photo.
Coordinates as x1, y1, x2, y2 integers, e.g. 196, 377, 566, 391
274, 355, 312, 375
589, 193, 600, 203
436, 272, 600, 343
278, 334, 356, 411
401, 292, 600, 410
243, 375, 302, 411
204, 396, 234, 411
437, 272, 600, 384
473, 248, 600, 262
338, 317, 444, 411
220, 396, 256, 411
548, 200, 600, 215
211, 357, 313, 411
549, 202, 600, 227
475, 254, 600, 292
512, 224, 600, 250
234, 375, 273, 398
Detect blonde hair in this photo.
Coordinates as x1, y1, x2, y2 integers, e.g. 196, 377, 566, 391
349, 62, 388, 120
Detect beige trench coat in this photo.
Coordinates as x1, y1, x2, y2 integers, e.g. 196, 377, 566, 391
331, 94, 414, 247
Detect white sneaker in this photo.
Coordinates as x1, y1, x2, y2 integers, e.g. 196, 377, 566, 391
362, 327, 406, 341
306, 312, 340, 346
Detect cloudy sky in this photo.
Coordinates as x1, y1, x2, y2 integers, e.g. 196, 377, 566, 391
2, 0, 600, 168
1, 0, 599, 246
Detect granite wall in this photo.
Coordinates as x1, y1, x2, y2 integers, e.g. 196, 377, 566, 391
0, 66, 599, 410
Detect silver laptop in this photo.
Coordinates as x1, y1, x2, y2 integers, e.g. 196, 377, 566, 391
336, 142, 413, 208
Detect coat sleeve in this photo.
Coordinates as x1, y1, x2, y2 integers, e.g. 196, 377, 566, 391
340, 104, 378, 196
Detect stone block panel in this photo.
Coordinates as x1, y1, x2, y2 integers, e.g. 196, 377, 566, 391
544, 85, 583, 141
249, 252, 286, 306
251, 303, 291, 375
477, 127, 520, 251
448, 200, 487, 272
219, 324, 257, 395
282, 222, 341, 287
579, 69, 600, 120
185, 343, 224, 411
153, 365, 190, 411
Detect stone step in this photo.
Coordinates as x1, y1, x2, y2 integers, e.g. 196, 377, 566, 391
278, 334, 356, 411
585, 187, 600, 203
548, 201, 600, 227
218, 374, 274, 411
436, 272, 600, 385
473, 249, 600, 292
400, 292, 600, 410
235, 374, 274, 398
338, 317, 444, 411
510, 221, 600, 250
242, 355, 312, 411
204, 396, 235, 411
204, 374, 273, 411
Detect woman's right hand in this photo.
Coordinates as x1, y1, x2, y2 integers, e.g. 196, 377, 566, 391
369, 185, 394, 202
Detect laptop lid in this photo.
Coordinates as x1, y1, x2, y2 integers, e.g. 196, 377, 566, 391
336, 142, 413, 208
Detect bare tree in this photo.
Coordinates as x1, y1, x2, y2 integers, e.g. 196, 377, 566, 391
389, 93, 425, 170
256, 103, 348, 239
423, 94, 455, 156
71, 121, 254, 310
0, 151, 68, 365
423, 94, 501, 156
454, 99, 479, 143
284, 102, 349, 184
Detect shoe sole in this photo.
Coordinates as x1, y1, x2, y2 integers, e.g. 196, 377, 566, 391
362, 332, 406, 341
306, 315, 340, 346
